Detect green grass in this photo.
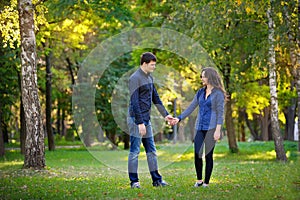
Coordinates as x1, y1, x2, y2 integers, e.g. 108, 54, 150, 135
0, 141, 299, 200
5, 136, 84, 149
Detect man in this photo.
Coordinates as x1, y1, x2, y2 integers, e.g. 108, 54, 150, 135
128, 52, 173, 188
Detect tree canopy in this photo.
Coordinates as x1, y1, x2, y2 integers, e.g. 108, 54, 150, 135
0, 0, 299, 159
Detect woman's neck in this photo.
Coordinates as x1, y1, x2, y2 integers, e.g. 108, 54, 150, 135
206, 85, 214, 91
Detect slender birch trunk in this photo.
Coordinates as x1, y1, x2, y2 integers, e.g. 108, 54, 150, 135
18, 0, 45, 169
267, 1, 287, 162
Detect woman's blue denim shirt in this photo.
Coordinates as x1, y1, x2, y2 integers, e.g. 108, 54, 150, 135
178, 87, 225, 131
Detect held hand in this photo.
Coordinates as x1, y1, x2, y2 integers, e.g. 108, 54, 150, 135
138, 124, 146, 136
165, 115, 174, 122
165, 115, 179, 126
165, 115, 174, 125
170, 117, 179, 126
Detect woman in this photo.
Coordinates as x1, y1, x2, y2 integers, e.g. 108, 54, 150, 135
172, 67, 226, 187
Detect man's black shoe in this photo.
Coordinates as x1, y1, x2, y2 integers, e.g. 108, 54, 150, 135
153, 180, 168, 187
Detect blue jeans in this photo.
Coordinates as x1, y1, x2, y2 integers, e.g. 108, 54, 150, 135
127, 117, 162, 184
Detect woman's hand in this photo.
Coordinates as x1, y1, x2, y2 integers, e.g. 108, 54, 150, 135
214, 130, 221, 141
170, 117, 179, 126
214, 124, 222, 141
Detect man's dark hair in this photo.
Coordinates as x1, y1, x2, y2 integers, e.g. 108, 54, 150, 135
140, 52, 156, 65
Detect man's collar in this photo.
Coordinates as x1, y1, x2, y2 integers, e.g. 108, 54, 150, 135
139, 67, 150, 76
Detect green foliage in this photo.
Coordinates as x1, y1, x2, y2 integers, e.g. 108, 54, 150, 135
0, 141, 299, 199
0, 0, 298, 149
95, 53, 133, 145
0, 39, 20, 136
0, 0, 19, 48
233, 82, 270, 119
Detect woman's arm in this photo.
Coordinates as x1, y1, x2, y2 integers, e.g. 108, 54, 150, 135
177, 90, 200, 121
214, 91, 225, 141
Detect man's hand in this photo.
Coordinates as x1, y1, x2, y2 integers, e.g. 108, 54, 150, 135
165, 115, 179, 126
138, 124, 146, 136
165, 115, 174, 125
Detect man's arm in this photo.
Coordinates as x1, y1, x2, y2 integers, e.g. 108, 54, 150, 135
152, 85, 169, 117
129, 77, 143, 125
129, 77, 148, 136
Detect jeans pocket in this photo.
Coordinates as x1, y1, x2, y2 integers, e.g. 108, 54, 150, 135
128, 117, 140, 137
127, 117, 134, 126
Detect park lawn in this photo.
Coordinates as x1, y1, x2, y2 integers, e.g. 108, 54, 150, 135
0, 141, 299, 200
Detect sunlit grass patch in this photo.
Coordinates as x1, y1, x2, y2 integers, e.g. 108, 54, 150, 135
0, 160, 23, 169
245, 150, 277, 161
175, 152, 194, 161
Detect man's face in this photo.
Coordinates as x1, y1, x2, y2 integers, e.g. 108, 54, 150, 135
143, 60, 156, 73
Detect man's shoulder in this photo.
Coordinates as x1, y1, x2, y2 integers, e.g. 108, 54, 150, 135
129, 68, 142, 79
129, 70, 139, 80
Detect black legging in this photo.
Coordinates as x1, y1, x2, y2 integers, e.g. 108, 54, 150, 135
194, 129, 216, 184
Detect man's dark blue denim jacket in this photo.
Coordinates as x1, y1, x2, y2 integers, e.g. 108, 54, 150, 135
178, 87, 225, 131
128, 68, 169, 125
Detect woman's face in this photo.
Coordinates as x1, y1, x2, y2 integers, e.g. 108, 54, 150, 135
201, 71, 208, 86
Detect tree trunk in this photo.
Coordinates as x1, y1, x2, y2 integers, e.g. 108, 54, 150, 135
261, 107, 270, 141
245, 113, 259, 140
20, 99, 26, 154
66, 57, 75, 85
0, 101, 5, 157
56, 103, 61, 135
18, 71, 26, 154
297, 68, 300, 151
238, 109, 246, 142
223, 63, 238, 152
283, 0, 300, 149
267, 3, 287, 162
62, 109, 66, 136
284, 98, 296, 141
178, 123, 185, 142
282, 0, 298, 141
82, 112, 93, 147
123, 132, 129, 150
225, 96, 238, 152
1, 120, 8, 144
96, 126, 105, 142
18, 0, 45, 169
45, 49, 55, 151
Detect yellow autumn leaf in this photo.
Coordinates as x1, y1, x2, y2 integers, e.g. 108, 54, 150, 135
245, 7, 252, 14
